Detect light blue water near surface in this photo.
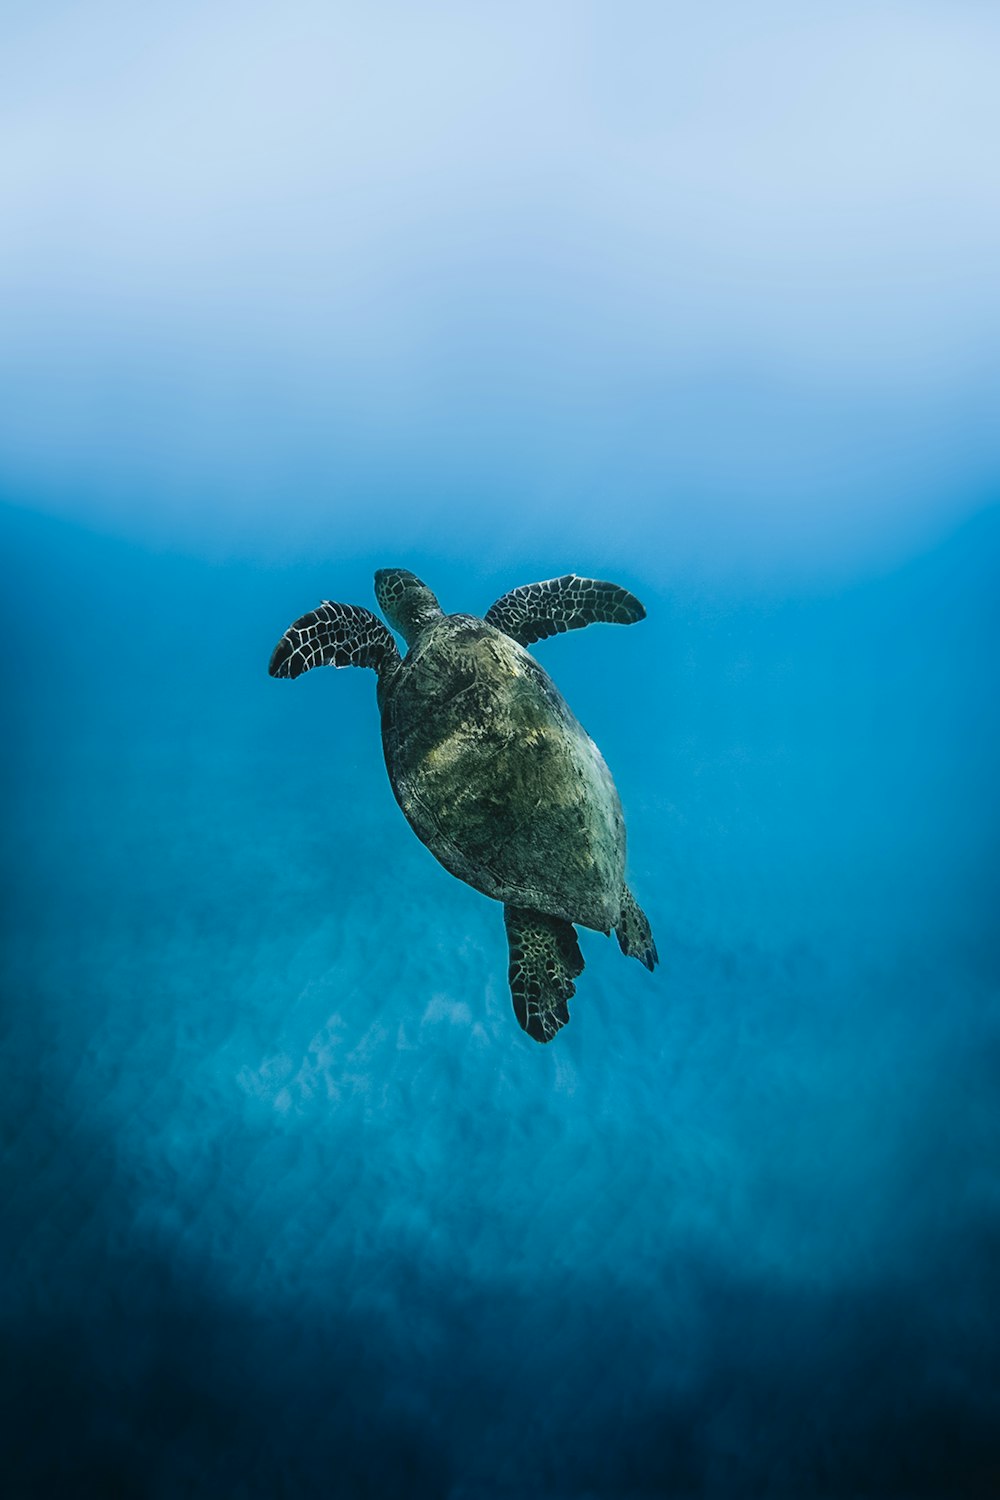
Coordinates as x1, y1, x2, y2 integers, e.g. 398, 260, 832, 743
2, 501, 998, 1497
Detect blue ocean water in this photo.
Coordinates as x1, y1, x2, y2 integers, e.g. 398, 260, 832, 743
2, 500, 998, 1496
4, 5, 1000, 1494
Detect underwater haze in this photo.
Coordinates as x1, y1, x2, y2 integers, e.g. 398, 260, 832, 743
2, 4, 1000, 1497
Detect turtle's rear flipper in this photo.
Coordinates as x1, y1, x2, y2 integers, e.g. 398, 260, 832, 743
616, 885, 658, 971
484, 575, 645, 647
504, 906, 584, 1044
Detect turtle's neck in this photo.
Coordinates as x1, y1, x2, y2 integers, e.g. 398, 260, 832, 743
399, 601, 445, 646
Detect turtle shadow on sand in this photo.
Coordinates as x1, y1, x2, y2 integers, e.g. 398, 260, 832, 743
269, 570, 657, 1042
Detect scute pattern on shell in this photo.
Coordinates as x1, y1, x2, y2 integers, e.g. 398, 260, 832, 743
269, 602, 400, 680
484, 574, 645, 646
380, 617, 626, 931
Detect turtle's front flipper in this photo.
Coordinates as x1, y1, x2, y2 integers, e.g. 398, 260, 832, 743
504, 906, 584, 1044
269, 602, 400, 680
484, 574, 645, 647
615, 884, 658, 971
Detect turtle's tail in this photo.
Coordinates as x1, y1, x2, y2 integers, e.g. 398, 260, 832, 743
615, 884, 658, 971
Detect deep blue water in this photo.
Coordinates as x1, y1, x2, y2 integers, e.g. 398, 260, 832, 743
2, 501, 998, 1497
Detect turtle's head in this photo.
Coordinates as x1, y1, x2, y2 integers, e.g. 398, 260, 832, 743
374, 569, 444, 646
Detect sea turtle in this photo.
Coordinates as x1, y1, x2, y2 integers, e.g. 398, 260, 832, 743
269, 570, 657, 1042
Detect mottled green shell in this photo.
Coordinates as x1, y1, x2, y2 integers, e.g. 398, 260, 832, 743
379, 615, 625, 931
